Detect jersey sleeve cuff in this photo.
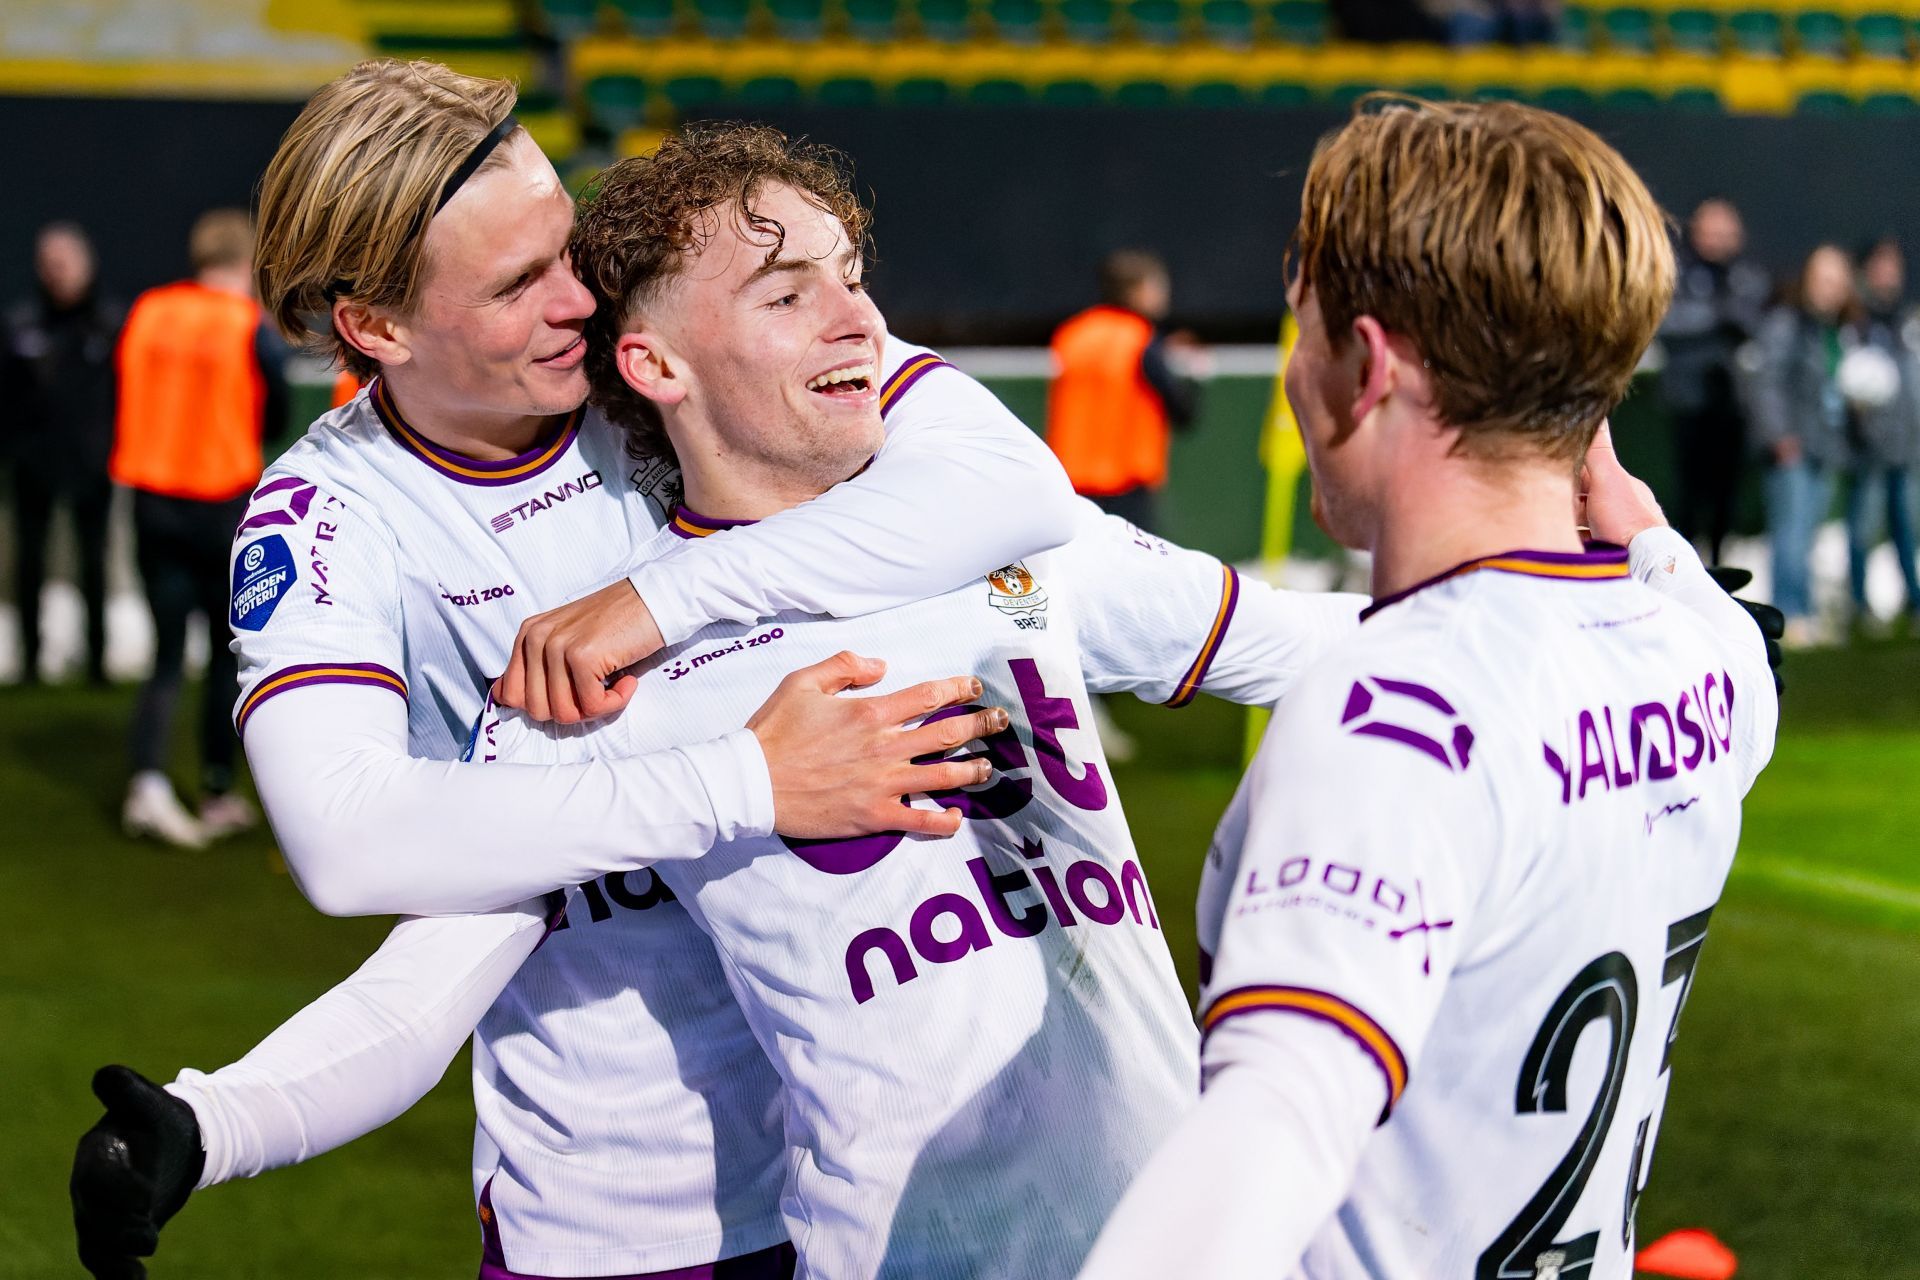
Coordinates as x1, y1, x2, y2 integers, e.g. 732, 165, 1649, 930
1201, 984, 1408, 1123
627, 564, 699, 649
677, 727, 776, 842
1165, 564, 1242, 708
234, 663, 408, 735
1626, 526, 1707, 591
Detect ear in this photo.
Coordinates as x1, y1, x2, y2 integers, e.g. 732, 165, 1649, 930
1348, 314, 1396, 426
616, 329, 688, 409
333, 299, 411, 370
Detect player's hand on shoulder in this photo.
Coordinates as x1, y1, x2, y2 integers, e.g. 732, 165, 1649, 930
747, 651, 1007, 839
71, 1065, 205, 1280
496, 578, 664, 724
1579, 420, 1666, 546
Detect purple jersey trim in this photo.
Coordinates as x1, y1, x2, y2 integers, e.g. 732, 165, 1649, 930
1201, 983, 1407, 1124
477, 1179, 796, 1280
1361, 544, 1631, 622
878, 353, 952, 419
233, 662, 407, 734
669, 507, 763, 540
370, 378, 581, 489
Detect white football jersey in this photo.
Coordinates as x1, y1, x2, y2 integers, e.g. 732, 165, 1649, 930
1197, 544, 1779, 1280
484, 510, 1355, 1280
224, 340, 1047, 1275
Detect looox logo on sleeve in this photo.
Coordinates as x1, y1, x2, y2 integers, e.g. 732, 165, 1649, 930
490, 471, 603, 533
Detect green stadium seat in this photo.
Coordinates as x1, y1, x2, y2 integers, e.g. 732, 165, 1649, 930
583, 72, 650, 129
1259, 80, 1312, 104
1268, 0, 1327, 43
815, 74, 881, 103
1058, 0, 1116, 38
1727, 8, 1785, 55
1793, 9, 1848, 56
892, 76, 953, 102
664, 72, 726, 107
1861, 89, 1920, 112
1201, 0, 1257, 43
967, 77, 1032, 102
539, 0, 600, 38
1127, 0, 1186, 40
1557, 4, 1596, 48
1795, 88, 1851, 111
1855, 11, 1908, 57
1667, 84, 1722, 109
738, 74, 802, 101
1536, 84, 1596, 109
1598, 84, 1661, 108
1600, 6, 1657, 53
610, 0, 676, 34
1663, 7, 1721, 54
690, 0, 752, 36
918, 0, 976, 39
986, 0, 1048, 41
1187, 79, 1247, 105
1040, 78, 1105, 104
844, 0, 901, 38
767, 0, 827, 38
1115, 78, 1176, 105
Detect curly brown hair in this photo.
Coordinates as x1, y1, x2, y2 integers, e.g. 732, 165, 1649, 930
1291, 96, 1674, 462
570, 123, 873, 462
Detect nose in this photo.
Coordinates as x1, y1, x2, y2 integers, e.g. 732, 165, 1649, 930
548, 258, 596, 325
826, 281, 882, 348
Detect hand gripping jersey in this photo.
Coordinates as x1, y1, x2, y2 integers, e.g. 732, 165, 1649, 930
1195, 536, 1779, 1280
482, 508, 1359, 1280
211, 340, 1077, 1275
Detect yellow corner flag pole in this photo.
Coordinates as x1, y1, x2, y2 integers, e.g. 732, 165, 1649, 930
1244, 312, 1307, 764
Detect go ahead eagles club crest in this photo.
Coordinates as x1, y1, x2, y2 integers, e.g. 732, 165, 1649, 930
986, 562, 1048, 630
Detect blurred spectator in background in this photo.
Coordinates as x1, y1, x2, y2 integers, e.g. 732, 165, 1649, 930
1842, 237, 1920, 632
1047, 249, 1203, 536
1747, 243, 1860, 648
1659, 198, 1771, 564
109, 209, 288, 847
3, 222, 121, 686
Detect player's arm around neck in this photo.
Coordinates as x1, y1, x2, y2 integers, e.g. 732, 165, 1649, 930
1583, 423, 1781, 785
499, 360, 1080, 723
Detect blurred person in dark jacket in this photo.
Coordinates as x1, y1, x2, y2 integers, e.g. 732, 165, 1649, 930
1659, 198, 1771, 564
110, 209, 290, 847
1047, 250, 1204, 536
1841, 238, 1920, 632
3, 222, 121, 685
1746, 244, 1861, 647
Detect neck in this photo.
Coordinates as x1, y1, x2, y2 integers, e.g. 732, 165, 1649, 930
676, 450, 833, 522
1367, 450, 1585, 602
379, 365, 558, 460
196, 266, 252, 298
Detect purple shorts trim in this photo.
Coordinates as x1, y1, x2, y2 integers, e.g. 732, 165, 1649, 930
478, 1177, 795, 1280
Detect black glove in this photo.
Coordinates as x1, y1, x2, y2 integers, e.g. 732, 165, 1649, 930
71, 1065, 206, 1280
1706, 566, 1786, 694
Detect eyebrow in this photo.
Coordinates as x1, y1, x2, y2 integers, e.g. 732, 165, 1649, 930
487, 256, 549, 297
738, 247, 860, 293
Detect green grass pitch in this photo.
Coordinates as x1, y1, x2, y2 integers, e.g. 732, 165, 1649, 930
3, 644, 1918, 1278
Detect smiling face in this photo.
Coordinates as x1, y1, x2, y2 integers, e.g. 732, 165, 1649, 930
383, 132, 596, 427
622, 180, 885, 503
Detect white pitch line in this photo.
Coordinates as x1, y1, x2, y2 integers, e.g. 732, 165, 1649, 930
1736, 857, 1920, 914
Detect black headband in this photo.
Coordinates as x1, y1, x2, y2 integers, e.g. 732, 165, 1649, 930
434, 115, 520, 214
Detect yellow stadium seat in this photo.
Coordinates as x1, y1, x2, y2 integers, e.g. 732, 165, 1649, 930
1783, 53, 1850, 108
1374, 44, 1453, 97
1649, 50, 1722, 106
1240, 44, 1314, 103
1446, 46, 1526, 97
1298, 43, 1389, 101
1720, 53, 1794, 111
358, 0, 521, 39
1583, 51, 1664, 107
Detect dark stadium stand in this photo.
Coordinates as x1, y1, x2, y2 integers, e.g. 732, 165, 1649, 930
345, 0, 1920, 168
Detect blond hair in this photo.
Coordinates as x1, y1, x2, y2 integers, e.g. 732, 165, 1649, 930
254, 59, 520, 376
1291, 97, 1675, 460
190, 209, 254, 273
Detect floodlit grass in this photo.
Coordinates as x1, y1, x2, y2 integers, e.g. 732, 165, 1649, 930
2, 643, 1916, 1278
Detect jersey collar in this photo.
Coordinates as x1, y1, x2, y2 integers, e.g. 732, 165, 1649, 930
669, 506, 761, 539
1360, 545, 1630, 621
370, 377, 581, 488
